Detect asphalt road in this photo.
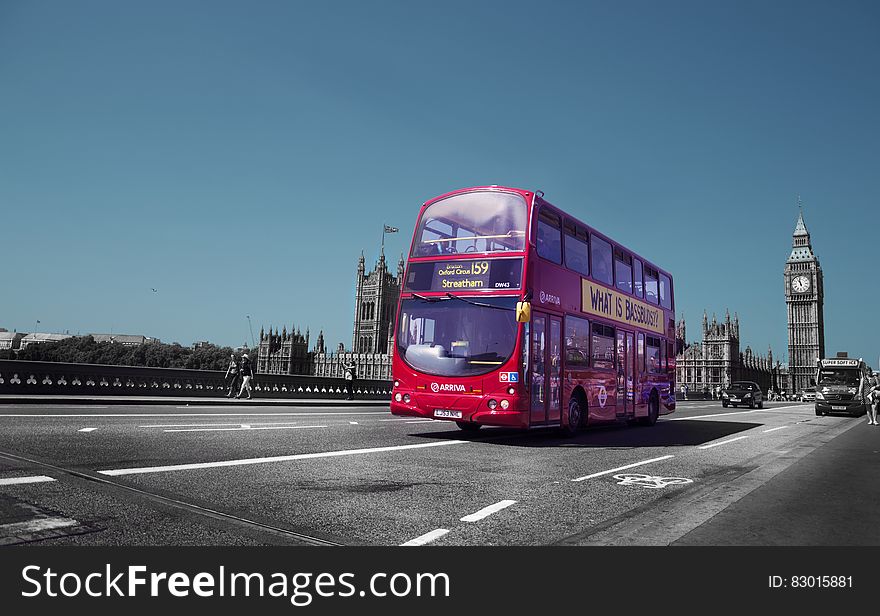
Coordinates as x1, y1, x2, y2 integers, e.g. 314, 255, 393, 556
0, 399, 871, 546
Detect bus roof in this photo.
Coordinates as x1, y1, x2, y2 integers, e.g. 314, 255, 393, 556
422, 185, 673, 283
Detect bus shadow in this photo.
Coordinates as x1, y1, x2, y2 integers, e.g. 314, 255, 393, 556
417, 419, 761, 449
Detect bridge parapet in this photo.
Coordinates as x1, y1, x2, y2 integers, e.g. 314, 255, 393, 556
0, 360, 391, 400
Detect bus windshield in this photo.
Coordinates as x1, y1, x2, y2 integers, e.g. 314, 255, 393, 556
411, 190, 528, 257
396, 296, 518, 377
817, 369, 861, 387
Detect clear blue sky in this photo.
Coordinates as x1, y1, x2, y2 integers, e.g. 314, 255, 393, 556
2, 1, 878, 367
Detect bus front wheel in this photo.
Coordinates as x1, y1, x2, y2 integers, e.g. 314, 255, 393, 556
640, 395, 659, 427
563, 396, 585, 436
456, 421, 481, 432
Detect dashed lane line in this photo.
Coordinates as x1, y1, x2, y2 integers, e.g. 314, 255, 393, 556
0, 475, 56, 486
400, 528, 450, 546
763, 426, 789, 433
98, 440, 469, 476
697, 435, 750, 450
572, 455, 675, 482
163, 425, 327, 433
1, 517, 78, 534
460, 500, 517, 522
78, 428, 97, 432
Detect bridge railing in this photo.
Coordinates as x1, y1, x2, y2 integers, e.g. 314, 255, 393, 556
0, 359, 392, 400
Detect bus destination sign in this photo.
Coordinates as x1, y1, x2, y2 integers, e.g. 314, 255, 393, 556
581, 279, 665, 335
405, 258, 523, 292
819, 358, 859, 367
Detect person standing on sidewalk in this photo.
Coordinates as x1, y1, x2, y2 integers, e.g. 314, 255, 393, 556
224, 354, 240, 398
343, 360, 357, 400
865, 373, 880, 426
237, 353, 254, 399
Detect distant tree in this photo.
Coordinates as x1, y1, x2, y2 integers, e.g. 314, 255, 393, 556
6, 336, 242, 371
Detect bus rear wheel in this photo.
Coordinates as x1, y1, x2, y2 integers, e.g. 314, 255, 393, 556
456, 421, 481, 432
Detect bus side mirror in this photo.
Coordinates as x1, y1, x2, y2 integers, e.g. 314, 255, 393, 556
516, 301, 531, 323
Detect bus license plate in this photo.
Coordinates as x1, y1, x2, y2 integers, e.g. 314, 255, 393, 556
434, 409, 462, 419
832, 406, 847, 411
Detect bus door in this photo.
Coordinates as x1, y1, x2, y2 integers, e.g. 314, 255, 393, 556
530, 312, 562, 426
616, 330, 636, 420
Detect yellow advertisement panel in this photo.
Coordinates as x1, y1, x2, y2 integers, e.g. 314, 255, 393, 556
581, 279, 666, 335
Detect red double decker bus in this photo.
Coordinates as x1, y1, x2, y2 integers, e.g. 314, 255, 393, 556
390, 186, 676, 433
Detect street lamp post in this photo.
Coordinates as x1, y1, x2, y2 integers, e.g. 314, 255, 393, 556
246, 315, 255, 349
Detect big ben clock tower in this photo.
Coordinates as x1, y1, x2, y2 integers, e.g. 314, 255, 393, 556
784, 207, 825, 394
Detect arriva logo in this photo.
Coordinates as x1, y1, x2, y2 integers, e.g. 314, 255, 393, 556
430, 383, 466, 393
539, 290, 561, 305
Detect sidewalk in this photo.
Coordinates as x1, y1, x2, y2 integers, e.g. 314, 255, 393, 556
675, 416, 880, 545
0, 395, 389, 407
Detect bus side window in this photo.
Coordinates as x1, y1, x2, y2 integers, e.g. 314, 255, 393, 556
659, 273, 672, 309
614, 248, 633, 294
590, 234, 613, 286
638, 333, 645, 373
633, 258, 644, 298
564, 221, 589, 276
564, 315, 590, 367
537, 209, 562, 264
645, 266, 659, 305
591, 323, 615, 370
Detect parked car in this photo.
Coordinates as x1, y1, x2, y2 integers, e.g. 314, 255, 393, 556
721, 381, 764, 409
802, 387, 817, 402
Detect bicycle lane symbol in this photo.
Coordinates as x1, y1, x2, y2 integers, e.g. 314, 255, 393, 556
612, 473, 694, 489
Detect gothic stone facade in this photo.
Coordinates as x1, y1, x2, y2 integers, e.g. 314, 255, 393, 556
675, 311, 782, 396
256, 326, 312, 375
784, 210, 825, 395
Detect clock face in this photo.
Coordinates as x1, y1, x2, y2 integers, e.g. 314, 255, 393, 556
791, 275, 811, 293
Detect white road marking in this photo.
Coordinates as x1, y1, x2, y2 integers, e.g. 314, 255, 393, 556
668, 408, 797, 421
98, 440, 468, 476
140, 423, 245, 428
0, 475, 56, 486
78, 428, 97, 432
0, 412, 388, 418
0, 517, 78, 534
349, 422, 359, 425
698, 435, 750, 450
572, 455, 675, 482
400, 528, 449, 546
404, 420, 437, 424
762, 426, 789, 433
163, 425, 326, 433
460, 500, 517, 522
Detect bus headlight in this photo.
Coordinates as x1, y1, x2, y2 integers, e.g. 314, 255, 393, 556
507, 386, 516, 395
403, 394, 411, 404
393, 380, 400, 388
395, 393, 402, 402
488, 399, 498, 410
500, 399, 510, 410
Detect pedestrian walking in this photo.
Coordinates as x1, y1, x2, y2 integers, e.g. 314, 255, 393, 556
865, 374, 880, 426
237, 353, 254, 399
224, 354, 240, 398
343, 360, 357, 400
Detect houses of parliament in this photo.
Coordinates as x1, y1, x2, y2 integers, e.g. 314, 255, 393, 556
260, 209, 826, 396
